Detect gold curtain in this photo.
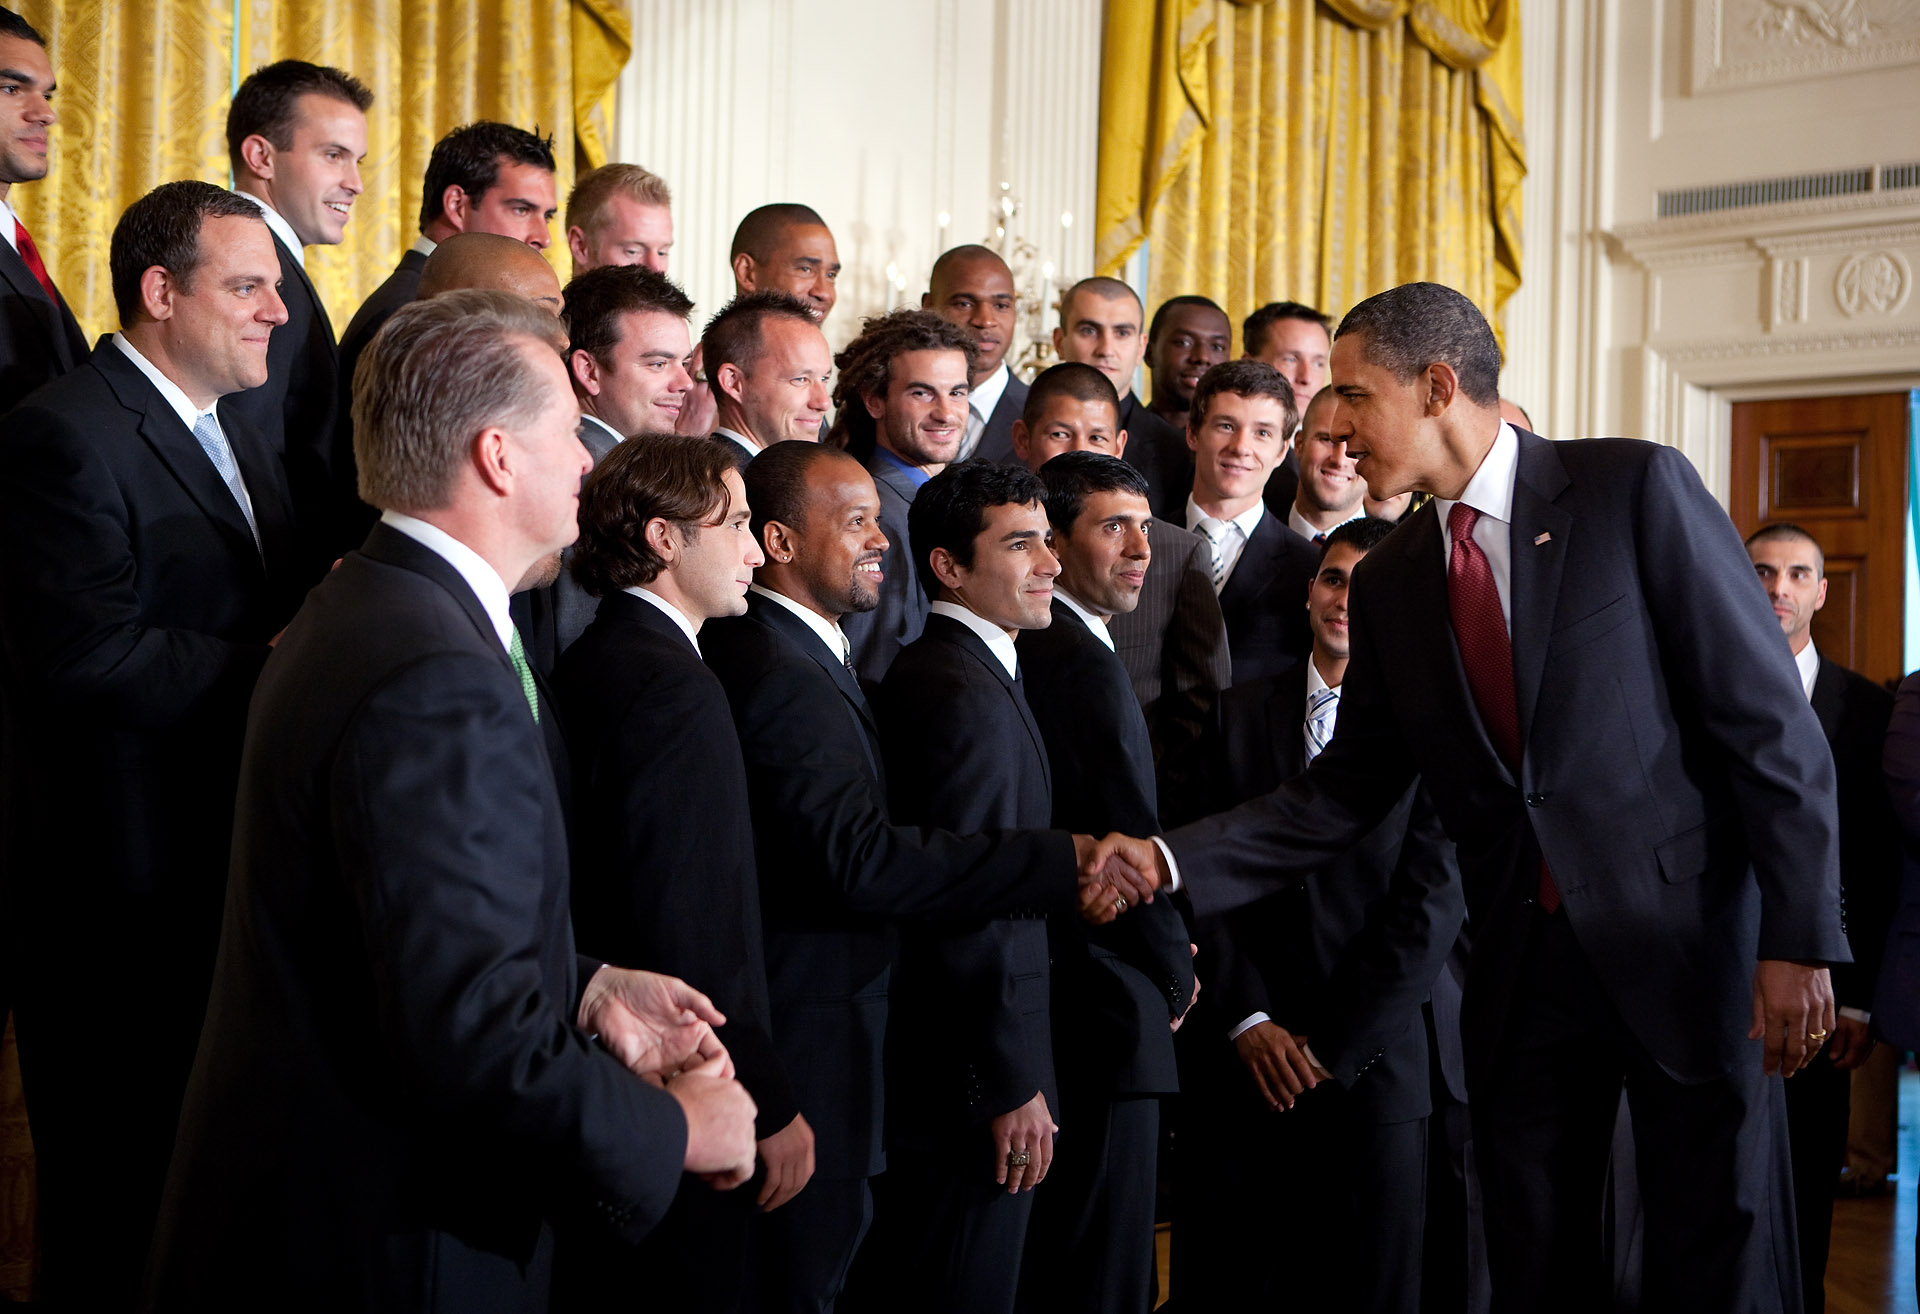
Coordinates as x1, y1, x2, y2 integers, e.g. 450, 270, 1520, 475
1095, 0, 1524, 335
10, 0, 631, 340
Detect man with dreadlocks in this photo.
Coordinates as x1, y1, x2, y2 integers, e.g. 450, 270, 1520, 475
831, 308, 979, 683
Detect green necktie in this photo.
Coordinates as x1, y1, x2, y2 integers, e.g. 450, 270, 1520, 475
508, 626, 540, 723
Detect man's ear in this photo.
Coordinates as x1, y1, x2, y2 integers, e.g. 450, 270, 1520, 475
713, 361, 747, 407
762, 520, 797, 564
236, 133, 276, 182
1425, 362, 1460, 416
441, 185, 471, 231
863, 388, 888, 423
566, 225, 591, 271
1010, 418, 1031, 465
568, 348, 602, 397
928, 544, 964, 592
643, 516, 679, 565
731, 251, 757, 292
1112, 427, 1129, 458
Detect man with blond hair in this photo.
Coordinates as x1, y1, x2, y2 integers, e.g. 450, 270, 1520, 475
566, 161, 674, 277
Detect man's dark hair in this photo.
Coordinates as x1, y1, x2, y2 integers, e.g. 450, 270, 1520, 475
0, 7, 46, 44
571, 434, 736, 595
1147, 294, 1225, 345
1319, 514, 1397, 567
110, 181, 266, 324
1038, 450, 1149, 536
1335, 282, 1501, 408
419, 121, 557, 229
929, 243, 1008, 288
825, 309, 978, 452
1022, 361, 1120, 428
742, 437, 858, 546
1188, 359, 1298, 436
1060, 275, 1142, 318
1744, 521, 1825, 575
227, 60, 373, 170
1242, 300, 1332, 357
563, 264, 694, 363
907, 459, 1047, 603
701, 289, 821, 378
731, 202, 829, 261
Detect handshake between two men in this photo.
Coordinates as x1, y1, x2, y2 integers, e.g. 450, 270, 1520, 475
1072, 831, 1172, 924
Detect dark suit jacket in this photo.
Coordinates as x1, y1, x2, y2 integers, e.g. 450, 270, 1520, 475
143, 525, 688, 1312
329, 247, 429, 557
1189, 662, 1463, 1123
1809, 655, 1897, 1014
555, 590, 794, 1136
1168, 432, 1847, 1089
1877, 672, 1920, 1050
878, 614, 1057, 1136
0, 340, 301, 917
0, 225, 88, 413
1215, 510, 1319, 685
702, 593, 1075, 1177
546, 416, 624, 658
970, 367, 1029, 466
1109, 518, 1231, 826
1018, 602, 1194, 1095
842, 447, 928, 683
224, 227, 338, 581
1122, 395, 1191, 523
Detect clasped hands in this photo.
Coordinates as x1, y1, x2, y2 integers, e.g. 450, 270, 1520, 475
1071, 832, 1171, 925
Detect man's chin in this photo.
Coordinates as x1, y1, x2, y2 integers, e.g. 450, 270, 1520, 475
844, 585, 881, 614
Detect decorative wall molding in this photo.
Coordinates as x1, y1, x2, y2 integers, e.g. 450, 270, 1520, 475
1690, 0, 1920, 94
1659, 323, 1920, 363
1770, 255, 1810, 327
1750, 219, 1920, 256
1612, 189, 1920, 243
1834, 250, 1913, 315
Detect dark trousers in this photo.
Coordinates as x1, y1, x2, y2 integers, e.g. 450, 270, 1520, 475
1424, 1032, 1491, 1314
1016, 1094, 1158, 1314
845, 1134, 1036, 1314
755, 1172, 873, 1314
1782, 1048, 1850, 1314
1172, 1042, 1427, 1314
555, 1170, 757, 1313
1477, 909, 1798, 1314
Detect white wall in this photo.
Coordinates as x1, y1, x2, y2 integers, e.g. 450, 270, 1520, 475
1504, 0, 1920, 493
613, 0, 1101, 355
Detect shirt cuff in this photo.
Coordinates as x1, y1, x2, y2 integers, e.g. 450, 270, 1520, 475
1839, 1007, 1871, 1025
1300, 1041, 1332, 1081
1149, 836, 1184, 893
1228, 1012, 1270, 1042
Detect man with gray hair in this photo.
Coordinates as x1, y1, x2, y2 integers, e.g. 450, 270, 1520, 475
144, 290, 758, 1311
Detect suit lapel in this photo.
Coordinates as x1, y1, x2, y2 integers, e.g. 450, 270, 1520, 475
1507, 431, 1573, 756
221, 398, 295, 574
1218, 513, 1282, 616
931, 613, 1052, 805
0, 239, 71, 366
275, 235, 337, 358
1809, 656, 1844, 742
750, 593, 882, 750
360, 522, 514, 664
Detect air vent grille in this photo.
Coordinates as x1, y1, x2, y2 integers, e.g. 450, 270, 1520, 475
1882, 161, 1920, 192
1657, 168, 1873, 219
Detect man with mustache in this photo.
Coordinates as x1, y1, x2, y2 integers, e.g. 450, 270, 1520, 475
223, 59, 372, 581
924, 244, 1025, 464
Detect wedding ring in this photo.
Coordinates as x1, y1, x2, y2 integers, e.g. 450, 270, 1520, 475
1007, 1150, 1033, 1168
1113, 896, 1127, 913
1808, 1028, 1829, 1042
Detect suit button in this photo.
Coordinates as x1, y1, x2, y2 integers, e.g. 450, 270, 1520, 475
1525, 792, 1547, 807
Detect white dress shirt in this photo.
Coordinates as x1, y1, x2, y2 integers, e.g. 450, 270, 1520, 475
379, 510, 516, 655
628, 585, 701, 654
1288, 504, 1361, 543
959, 363, 1012, 462
233, 190, 305, 267
410, 233, 438, 258
929, 599, 1019, 679
112, 333, 258, 526
1186, 496, 1266, 592
0, 196, 18, 254
749, 583, 853, 665
1053, 587, 1115, 650
1433, 421, 1520, 627
1794, 640, 1820, 704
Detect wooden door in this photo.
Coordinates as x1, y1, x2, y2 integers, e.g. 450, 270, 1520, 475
1729, 392, 1911, 685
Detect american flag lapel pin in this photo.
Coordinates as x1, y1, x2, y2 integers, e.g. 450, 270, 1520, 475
1534, 532, 1552, 546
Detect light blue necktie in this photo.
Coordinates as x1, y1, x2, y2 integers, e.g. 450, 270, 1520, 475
1305, 685, 1340, 762
190, 411, 260, 553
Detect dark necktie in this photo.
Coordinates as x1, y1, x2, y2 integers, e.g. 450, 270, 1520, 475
14, 218, 58, 304
1311, 531, 1327, 546
1446, 503, 1560, 912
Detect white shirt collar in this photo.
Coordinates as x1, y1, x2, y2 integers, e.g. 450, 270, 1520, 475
929, 599, 1020, 679
1794, 640, 1820, 703
1185, 494, 1265, 540
232, 190, 304, 269
0, 196, 16, 253
1306, 655, 1336, 702
379, 509, 516, 654
627, 584, 701, 654
749, 583, 851, 664
113, 332, 213, 432
968, 362, 1011, 421
1052, 587, 1115, 651
1288, 504, 1361, 541
717, 427, 761, 457
582, 413, 626, 446
1436, 420, 1520, 529
410, 233, 438, 258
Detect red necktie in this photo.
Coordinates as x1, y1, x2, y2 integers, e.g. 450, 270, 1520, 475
14, 218, 59, 304
1446, 503, 1561, 913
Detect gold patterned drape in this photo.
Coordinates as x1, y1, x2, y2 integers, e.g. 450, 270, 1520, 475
9, 0, 631, 340
1095, 0, 1524, 336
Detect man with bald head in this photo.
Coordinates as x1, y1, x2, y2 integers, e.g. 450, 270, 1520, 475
1053, 276, 1181, 514
924, 244, 1025, 464
731, 202, 839, 322
418, 230, 562, 313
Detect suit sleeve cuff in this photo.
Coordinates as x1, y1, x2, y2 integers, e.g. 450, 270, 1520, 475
1150, 836, 1184, 893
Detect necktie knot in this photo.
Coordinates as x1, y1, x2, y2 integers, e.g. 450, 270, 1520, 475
1305, 685, 1341, 761
1448, 501, 1480, 543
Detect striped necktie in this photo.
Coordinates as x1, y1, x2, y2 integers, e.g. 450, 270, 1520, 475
1195, 517, 1232, 592
508, 627, 540, 723
1305, 685, 1340, 761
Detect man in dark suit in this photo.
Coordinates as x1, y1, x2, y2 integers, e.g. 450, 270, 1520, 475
0, 9, 87, 413
224, 60, 372, 579
1008, 361, 1228, 826
1014, 453, 1196, 1314
1136, 296, 1230, 518
831, 309, 978, 682
1177, 516, 1464, 1314
332, 121, 559, 554
1090, 281, 1847, 1312
854, 461, 1064, 1314
1746, 523, 1899, 1313
924, 244, 1027, 464
701, 289, 833, 464
702, 442, 1142, 1314
545, 264, 697, 652
1877, 673, 1920, 1285
555, 435, 801, 1313
1051, 277, 1181, 512
0, 181, 303, 1310
1183, 359, 1317, 684
144, 290, 758, 1313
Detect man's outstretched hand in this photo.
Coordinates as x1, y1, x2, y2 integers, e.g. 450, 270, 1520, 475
579, 965, 733, 1081
1071, 833, 1165, 924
